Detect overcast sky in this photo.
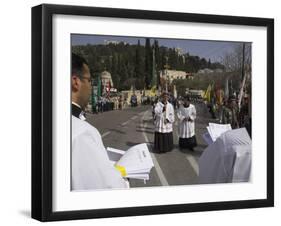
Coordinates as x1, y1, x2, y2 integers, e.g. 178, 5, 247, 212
72, 34, 247, 63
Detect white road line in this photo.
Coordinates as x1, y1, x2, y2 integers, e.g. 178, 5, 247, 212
121, 110, 146, 126
121, 120, 130, 126
175, 126, 199, 176
186, 155, 199, 176
131, 115, 138, 120
101, 131, 111, 138
141, 110, 169, 186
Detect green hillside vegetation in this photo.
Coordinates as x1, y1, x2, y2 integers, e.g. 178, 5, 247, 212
72, 38, 225, 91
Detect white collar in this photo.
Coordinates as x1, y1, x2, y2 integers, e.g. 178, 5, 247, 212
72, 101, 82, 109
72, 102, 86, 121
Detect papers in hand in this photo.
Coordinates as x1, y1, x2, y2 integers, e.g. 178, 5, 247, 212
203, 123, 232, 144
107, 143, 154, 181
202, 132, 213, 145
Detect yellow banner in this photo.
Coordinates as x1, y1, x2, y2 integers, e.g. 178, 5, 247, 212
150, 85, 157, 96
203, 84, 211, 102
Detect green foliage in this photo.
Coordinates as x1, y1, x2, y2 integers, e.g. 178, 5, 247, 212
72, 41, 224, 91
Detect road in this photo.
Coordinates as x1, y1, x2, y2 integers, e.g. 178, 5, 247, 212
86, 102, 215, 188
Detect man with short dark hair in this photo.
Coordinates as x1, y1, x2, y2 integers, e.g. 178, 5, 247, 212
71, 53, 128, 190
154, 92, 175, 153
71, 53, 91, 120
222, 96, 239, 129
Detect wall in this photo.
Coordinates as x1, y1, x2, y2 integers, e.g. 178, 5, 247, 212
0, 0, 279, 225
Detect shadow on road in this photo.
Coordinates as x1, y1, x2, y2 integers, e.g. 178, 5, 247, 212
176, 143, 205, 157
126, 141, 153, 147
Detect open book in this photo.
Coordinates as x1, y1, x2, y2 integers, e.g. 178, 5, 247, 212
107, 143, 154, 181
203, 123, 232, 145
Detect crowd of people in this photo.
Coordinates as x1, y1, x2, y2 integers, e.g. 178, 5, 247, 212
206, 93, 251, 137
92, 95, 126, 113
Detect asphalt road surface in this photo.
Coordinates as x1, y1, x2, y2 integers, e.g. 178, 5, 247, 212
86, 102, 215, 188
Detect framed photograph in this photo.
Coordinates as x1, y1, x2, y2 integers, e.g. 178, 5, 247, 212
32, 4, 274, 221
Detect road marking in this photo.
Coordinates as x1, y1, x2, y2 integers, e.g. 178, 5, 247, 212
121, 120, 130, 126
121, 110, 146, 126
131, 115, 138, 120
141, 110, 169, 186
101, 131, 111, 138
186, 155, 199, 176
175, 127, 199, 176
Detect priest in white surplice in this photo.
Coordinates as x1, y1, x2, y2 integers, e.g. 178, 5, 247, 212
154, 92, 175, 153
177, 96, 197, 151
71, 53, 128, 190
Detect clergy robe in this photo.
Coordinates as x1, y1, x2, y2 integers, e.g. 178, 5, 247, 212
198, 128, 251, 184
154, 101, 175, 153
177, 104, 197, 149
71, 107, 128, 190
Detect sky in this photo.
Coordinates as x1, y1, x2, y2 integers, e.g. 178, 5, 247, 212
71, 34, 247, 63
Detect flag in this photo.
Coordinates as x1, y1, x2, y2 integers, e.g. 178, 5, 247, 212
97, 76, 102, 97
203, 84, 212, 103
216, 89, 224, 105
150, 85, 157, 96
210, 82, 215, 104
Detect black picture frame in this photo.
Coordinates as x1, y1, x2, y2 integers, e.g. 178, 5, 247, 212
32, 3, 274, 222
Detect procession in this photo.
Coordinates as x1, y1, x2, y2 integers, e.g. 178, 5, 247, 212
71, 36, 252, 190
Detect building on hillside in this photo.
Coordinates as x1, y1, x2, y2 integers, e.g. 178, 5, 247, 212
175, 47, 184, 56
197, 68, 214, 74
104, 40, 129, 45
197, 68, 224, 74
186, 72, 194, 80
160, 69, 188, 83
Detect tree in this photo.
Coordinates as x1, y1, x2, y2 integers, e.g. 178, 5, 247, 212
72, 40, 229, 91
208, 58, 211, 68
222, 43, 251, 73
135, 40, 145, 89
145, 38, 152, 88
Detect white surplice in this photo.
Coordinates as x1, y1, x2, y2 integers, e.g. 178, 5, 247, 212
72, 116, 128, 191
177, 104, 196, 138
154, 101, 175, 133
198, 128, 251, 183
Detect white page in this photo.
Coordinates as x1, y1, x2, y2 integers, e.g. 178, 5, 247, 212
206, 126, 215, 141
107, 147, 126, 162
116, 143, 154, 174
125, 173, 149, 180
208, 123, 232, 141
107, 147, 126, 155
202, 132, 214, 145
